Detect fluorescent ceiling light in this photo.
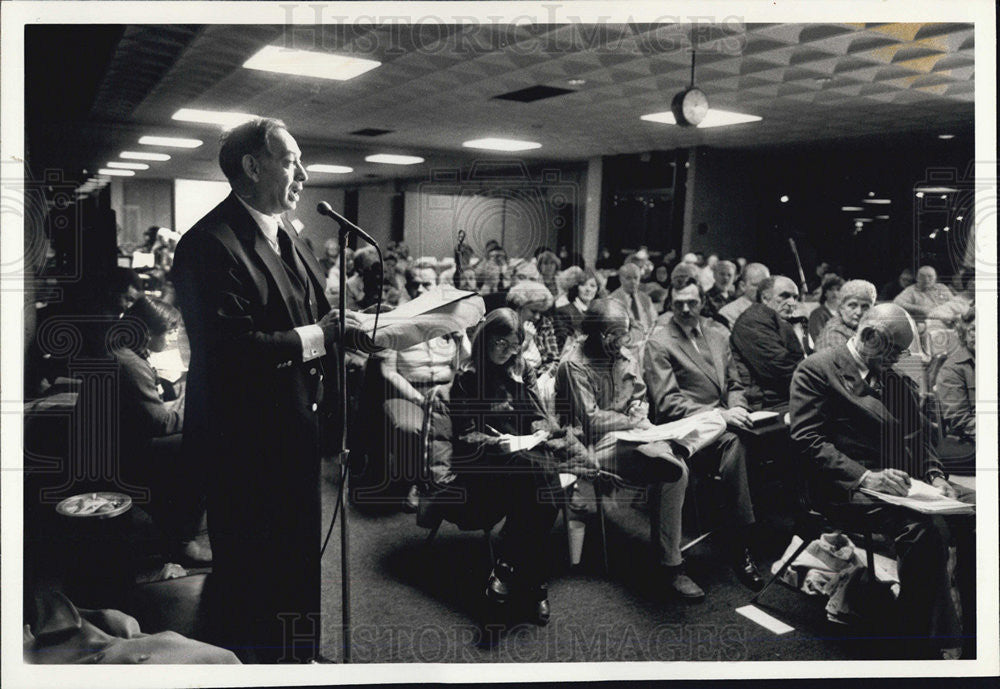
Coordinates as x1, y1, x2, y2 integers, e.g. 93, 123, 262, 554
139, 135, 204, 149
854, 217, 873, 222
243, 45, 381, 81
875, 215, 890, 220
106, 161, 150, 170
915, 186, 959, 193
172, 108, 256, 129
640, 108, 762, 128
841, 206, 863, 211
98, 168, 135, 177
121, 151, 171, 161
462, 138, 543, 152
863, 198, 891, 204
365, 154, 424, 165
307, 164, 354, 174
938, 134, 955, 139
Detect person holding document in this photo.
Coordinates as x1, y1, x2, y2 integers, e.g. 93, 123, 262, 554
556, 299, 726, 601
172, 117, 366, 663
789, 303, 974, 659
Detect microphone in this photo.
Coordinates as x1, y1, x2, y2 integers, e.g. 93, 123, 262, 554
317, 201, 379, 247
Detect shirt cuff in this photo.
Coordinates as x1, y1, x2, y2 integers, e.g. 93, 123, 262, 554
853, 469, 871, 492
294, 324, 326, 362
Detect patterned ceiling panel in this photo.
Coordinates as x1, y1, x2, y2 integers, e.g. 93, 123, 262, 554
67, 21, 975, 182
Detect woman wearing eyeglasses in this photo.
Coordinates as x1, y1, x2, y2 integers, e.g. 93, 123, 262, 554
111, 297, 209, 564
448, 308, 593, 628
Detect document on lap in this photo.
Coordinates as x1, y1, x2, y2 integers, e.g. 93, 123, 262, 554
356, 286, 485, 351
861, 479, 975, 514
613, 409, 725, 446
147, 348, 187, 382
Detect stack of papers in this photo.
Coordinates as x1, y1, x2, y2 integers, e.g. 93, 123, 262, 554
148, 348, 187, 383
860, 478, 974, 514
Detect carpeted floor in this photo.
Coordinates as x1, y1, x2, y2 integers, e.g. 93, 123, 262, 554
315, 458, 972, 663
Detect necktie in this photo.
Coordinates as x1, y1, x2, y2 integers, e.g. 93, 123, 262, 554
630, 294, 643, 327
277, 225, 317, 321
690, 326, 715, 369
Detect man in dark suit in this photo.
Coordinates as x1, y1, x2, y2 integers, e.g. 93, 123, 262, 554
172, 117, 359, 663
790, 303, 972, 658
730, 275, 807, 411
644, 278, 763, 590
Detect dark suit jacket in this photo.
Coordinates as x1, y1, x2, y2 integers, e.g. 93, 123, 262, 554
730, 302, 805, 410
789, 344, 943, 504
643, 314, 748, 423
171, 193, 334, 659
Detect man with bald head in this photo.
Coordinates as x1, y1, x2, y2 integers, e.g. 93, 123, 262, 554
609, 262, 658, 351
729, 275, 806, 411
718, 262, 770, 328
557, 298, 727, 600
702, 259, 738, 323
790, 303, 973, 658
893, 265, 954, 324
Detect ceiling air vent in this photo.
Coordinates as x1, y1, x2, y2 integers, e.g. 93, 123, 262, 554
493, 85, 574, 103
350, 128, 394, 137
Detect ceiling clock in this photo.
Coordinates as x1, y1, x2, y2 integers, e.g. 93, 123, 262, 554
671, 86, 709, 127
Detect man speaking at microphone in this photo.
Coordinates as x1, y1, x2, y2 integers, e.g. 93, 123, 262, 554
172, 117, 362, 663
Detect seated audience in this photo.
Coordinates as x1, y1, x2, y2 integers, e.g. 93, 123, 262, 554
609, 262, 657, 354
554, 266, 583, 307
511, 260, 541, 288
702, 259, 737, 323
789, 303, 973, 659
814, 279, 877, 352
318, 237, 340, 278
936, 306, 975, 443
643, 279, 764, 590
113, 297, 208, 564
556, 299, 726, 600
730, 276, 806, 411
698, 253, 719, 292
878, 266, 914, 302
552, 268, 600, 351
718, 262, 770, 328
647, 286, 668, 316
893, 265, 954, 324
346, 246, 382, 310
324, 247, 354, 303
449, 309, 592, 625
808, 274, 844, 342
644, 261, 672, 294
506, 281, 561, 378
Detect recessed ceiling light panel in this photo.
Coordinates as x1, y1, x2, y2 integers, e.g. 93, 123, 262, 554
121, 151, 171, 161
462, 138, 542, 152
244, 45, 381, 81
172, 108, 256, 129
365, 154, 424, 165
307, 164, 354, 174
106, 161, 150, 170
139, 135, 204, 149
98, 168, 135, 177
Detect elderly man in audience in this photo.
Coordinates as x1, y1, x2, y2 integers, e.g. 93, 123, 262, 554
378, 266, 468, 508
814, 279, 877, 352
609, 262, 657, 353
730, 276, 807, 411
702, 259, 738, 323
936, 306, 976, 445
644, 278, 764, 590
718, 262, 770, 328
879, 266, 914, 302
893, 265, 954, 324
557, 299, 726, 600
808, 274, 844, 342
506, 281, 561, 378
790, 303, 973, 659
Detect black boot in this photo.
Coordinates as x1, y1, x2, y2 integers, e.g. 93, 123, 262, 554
525, 583, 551, 626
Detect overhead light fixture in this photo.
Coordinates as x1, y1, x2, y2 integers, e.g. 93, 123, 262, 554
243, 45, 381, 81
462, 138, 542, 152
640, 108, 762, 128
929, 230, 938, 239
365, 154, 424, 165
172, 108, 256, 129
98, 168, 135, 177
915, 192, 925, 198
876, 215, 890, 220
938, 134, 955, 140
841, 206, 863, 211
121, 151, 171, 161
855, 217, 873, 222
139, 135, 204, 149
956, 215, 964, 221
942, 226, 950, 232
106, 161, 150, 170
307, 164, 354, 174
915, 186, 959, 194
779, 195, 789, 203
863, 198, 891, 205
567, 78, 586, 86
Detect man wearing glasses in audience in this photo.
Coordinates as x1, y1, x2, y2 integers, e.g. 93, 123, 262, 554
790, 303, 975, 660
729, 276, 808, 411
643, 277, 764, 591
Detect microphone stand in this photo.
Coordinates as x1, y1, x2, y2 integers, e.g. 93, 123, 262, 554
337, 224, 351, 664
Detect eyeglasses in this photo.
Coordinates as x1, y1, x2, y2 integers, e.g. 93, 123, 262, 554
494, 338, 521, 353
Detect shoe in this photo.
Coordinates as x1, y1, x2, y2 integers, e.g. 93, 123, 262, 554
526, 584, 551, 626
485, 560, 515, 605
664, 566, 705, 601
402, 485, 419, 513
732, 548, 765, 591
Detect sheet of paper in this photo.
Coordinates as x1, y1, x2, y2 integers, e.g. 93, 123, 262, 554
860, 479, 974, 514
148, 348, 187, 382
501, 433, 546, 453
356, 285, 477, 326
735, 605, 795, 635
748, 410, 779, 423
